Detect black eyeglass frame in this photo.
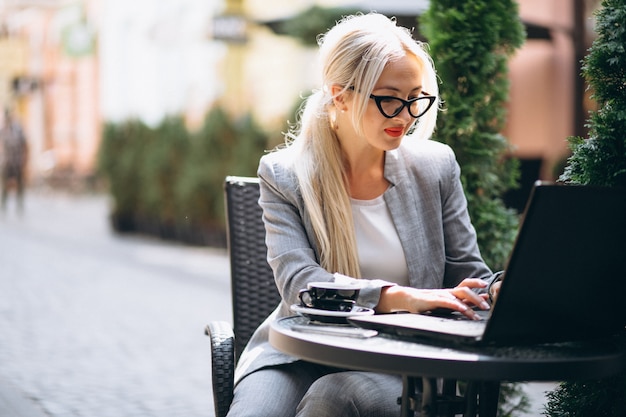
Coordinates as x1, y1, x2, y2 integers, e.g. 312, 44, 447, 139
369, 92, 437, 119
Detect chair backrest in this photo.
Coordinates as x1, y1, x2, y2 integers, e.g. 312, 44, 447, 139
224, 176, 281, 361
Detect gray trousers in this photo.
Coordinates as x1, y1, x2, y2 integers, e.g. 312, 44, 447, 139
227, 361, 402, 417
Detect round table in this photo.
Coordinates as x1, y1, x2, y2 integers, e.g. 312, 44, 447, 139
270, 316, 626, 417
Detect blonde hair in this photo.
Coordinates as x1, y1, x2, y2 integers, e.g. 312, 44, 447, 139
284, 13, 440, 277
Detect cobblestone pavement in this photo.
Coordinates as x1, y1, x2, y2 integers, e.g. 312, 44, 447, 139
0, 190, 231, 417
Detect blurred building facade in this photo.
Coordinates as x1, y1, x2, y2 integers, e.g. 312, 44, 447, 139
0, 0, 101, 186
0, 0, 600, 188
506, 0, 600, 180
0, 0, 223, 187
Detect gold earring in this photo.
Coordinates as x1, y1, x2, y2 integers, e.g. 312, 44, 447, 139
330, 112, 339, 131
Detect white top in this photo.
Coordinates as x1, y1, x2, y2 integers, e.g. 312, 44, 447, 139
351, 194, 409, 285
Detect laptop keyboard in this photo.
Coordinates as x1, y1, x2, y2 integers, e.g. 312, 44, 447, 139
393, 312, 488, 337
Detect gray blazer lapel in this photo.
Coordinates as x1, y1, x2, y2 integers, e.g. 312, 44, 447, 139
383, 150, 442, 288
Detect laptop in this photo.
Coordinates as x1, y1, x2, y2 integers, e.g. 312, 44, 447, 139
349, 182, 626, 346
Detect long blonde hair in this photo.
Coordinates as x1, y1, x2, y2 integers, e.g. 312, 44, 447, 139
284, 13, 440, 277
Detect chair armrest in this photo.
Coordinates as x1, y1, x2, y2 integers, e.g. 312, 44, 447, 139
205, 321, 235, 417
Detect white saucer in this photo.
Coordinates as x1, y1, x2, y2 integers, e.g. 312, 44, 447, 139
290, 304, 375, 323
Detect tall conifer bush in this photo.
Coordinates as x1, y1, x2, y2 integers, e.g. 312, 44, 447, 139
420, 2, 528, 415
545, 1, 626, 415
559, 0, 626, 187
420, 0, 525, 271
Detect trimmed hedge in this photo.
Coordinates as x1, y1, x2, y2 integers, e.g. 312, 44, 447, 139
97, 108, 269, 247
420, 0, 524, 273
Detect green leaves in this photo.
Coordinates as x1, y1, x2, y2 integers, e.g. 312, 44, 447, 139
545, 374, 626, 417
271, 6, 359, 46
97, 109, 269, 243
420, 0, 525, 270
559, 0, 626, 188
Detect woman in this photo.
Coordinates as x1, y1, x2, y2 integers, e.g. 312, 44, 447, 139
228, 13, 502, 417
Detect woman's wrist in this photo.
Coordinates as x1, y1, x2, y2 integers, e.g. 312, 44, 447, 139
488, 271, 504, 303
376, 285, 404, 313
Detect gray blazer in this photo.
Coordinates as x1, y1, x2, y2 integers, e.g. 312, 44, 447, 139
234, 139, 494, 383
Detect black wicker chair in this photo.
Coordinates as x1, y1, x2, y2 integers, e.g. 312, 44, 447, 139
205, 176, 281, 417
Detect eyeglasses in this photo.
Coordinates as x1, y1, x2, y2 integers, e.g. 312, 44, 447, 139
369, 92, 436, 119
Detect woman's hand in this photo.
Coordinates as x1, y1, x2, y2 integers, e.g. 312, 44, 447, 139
377, 278, 490, 320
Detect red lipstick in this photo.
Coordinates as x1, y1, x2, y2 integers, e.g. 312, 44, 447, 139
384, 127, 404, 138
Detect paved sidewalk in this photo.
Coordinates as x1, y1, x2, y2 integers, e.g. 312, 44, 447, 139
0, 379, 49, 417
0, 189, 231, 417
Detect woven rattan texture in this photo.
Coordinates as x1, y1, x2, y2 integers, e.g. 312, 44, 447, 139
225, 177, 281, 361
207, 321, 235, 417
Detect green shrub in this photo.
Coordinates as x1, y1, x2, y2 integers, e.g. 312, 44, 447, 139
175, 107, 238, 239
271, 5, 359, 46
559, 0, 626, 187
140, 116, 190, 228
545, 375, 626, 417
98, 119, 152, 231
97, 107, 269, 245
420, 0, 524, 272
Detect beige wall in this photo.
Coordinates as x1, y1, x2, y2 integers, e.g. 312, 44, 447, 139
505, 0, 582, 179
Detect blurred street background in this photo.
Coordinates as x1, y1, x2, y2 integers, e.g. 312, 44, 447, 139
0, 0, 600, 194
0, 189, 230, 417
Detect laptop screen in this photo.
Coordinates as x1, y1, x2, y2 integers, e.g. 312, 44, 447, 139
482, 183, 626, 344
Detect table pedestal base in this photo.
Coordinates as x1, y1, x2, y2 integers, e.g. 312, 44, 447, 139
399, 376, 500, 417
